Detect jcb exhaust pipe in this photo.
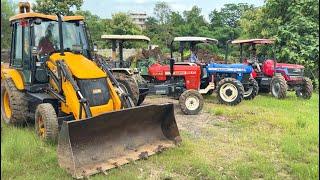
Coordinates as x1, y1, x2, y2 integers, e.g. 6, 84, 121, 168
57, 103, 181, 179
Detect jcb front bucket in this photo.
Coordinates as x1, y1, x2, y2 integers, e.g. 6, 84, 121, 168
57, 103, 181, 179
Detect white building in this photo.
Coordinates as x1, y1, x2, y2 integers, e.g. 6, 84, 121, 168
129, 12, 147, 29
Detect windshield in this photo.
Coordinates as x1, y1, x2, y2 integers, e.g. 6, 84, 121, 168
34, 20, 90, 58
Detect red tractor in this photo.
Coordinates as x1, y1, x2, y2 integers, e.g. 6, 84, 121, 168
229, 39, 313, 99
146, 60, 205, 115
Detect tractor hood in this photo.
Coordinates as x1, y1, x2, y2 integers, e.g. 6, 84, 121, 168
206, 63, 252, 74
49, 52, 106, 79
276, 62, 304, 69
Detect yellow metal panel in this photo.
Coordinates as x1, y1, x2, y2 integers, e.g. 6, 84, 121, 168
107, 78, 122, 110
49, 53, 106, 79
90, 100, 115, 117
60, 76, 122, 120
46, 52, 122, 119
1, 67, 24, 90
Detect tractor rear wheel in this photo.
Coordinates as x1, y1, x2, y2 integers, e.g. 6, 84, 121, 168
296, 77, 313, 99
243, 78, 259, 100
113, 72, 139, 106
1, 78, 29, 125
270, 74, 287, 99
35, 103, 59, 142
179, 90, 204, 115
217, 78, 244, 106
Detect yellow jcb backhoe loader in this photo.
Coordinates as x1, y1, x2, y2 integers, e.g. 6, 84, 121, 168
1, 2, 181, 178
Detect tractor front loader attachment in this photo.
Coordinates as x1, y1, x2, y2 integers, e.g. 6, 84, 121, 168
57, 103, 181, 179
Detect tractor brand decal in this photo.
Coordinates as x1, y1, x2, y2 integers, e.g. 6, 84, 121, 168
292, 69, 301, 73
151, 72, 163, 75
208, 68, 245, 72
164, 71, 197, 75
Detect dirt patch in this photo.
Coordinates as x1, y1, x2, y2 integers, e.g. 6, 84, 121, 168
143, 96, 221, 138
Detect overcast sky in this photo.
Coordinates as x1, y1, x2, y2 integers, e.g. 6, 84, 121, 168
15, 0, 264, 19
82, 0, 264, 19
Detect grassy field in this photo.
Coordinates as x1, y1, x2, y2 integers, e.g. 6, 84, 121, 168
1, 92, 319, 180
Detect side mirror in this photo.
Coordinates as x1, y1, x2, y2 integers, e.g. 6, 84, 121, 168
93, 43, 98, 52
31, 46, 39, 56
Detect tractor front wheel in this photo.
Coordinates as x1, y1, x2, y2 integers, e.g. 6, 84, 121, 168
243, 78, 259, 100
217, 78, 244, 106
296, 77, 313, 99
35, 103, 59, 142
179, 90, 204, 115
270, 74, 287, 99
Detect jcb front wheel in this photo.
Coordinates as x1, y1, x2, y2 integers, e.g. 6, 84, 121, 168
1, 79, 29, 125
35, 103, 59, 142
179, 90, 204, 115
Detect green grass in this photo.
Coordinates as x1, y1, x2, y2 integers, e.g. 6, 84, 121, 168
1, 92, 319, 179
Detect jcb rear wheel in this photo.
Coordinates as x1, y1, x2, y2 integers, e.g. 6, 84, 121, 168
271, 74, 287, 99
296, 77, 313, 99
113, 72, 139, 105
1, 79, 29, 125
35, 103, 59, 142
179, 90, 204, 115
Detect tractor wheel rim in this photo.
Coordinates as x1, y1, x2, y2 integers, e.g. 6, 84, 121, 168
37, 116, 46, 138
244, 86, 253, 97
185, 96, 200, 111
3, 90, 12, 119
220, 83, 238, 102
272, 82, 280, 97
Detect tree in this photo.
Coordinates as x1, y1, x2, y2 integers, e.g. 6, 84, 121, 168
75, 10, 107, 47
33, 0, 83, 15
1, 0, 15, 49
154, 1, 172, 25
183, 6, 206, 26
240, 0, 319, 77
109, 13, 141, 35
209, 3, 254, 28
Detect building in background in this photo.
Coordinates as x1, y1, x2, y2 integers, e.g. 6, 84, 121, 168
129, 12, 147, 29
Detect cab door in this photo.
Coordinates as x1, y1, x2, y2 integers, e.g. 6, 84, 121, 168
10, 20, 32, 84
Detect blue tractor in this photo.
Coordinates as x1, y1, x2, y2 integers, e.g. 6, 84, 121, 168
171, 37, 259, 105
203, 63, 259, 104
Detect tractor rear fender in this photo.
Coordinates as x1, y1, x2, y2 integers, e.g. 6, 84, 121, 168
199, 82, 215, 94
111, 68, 134, 76
1, 68, 24, 90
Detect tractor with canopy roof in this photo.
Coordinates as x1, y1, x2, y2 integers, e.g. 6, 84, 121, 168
100, 35, 151, 105
228, 38, 313, 99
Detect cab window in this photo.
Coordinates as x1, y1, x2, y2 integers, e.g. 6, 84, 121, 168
12, 23, 22, 67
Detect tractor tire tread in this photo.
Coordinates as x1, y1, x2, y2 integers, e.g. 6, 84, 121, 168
296, 77, 313, 99
113, 72, 139, 106
179, 89, 204, 115
244, 78, 259, 100
271, 74, 287, 99
216, 78, 244, 106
